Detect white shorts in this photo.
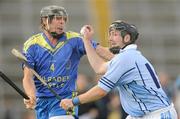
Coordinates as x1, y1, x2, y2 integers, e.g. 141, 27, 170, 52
126, 103, 178, 119
50, 115, 75, 119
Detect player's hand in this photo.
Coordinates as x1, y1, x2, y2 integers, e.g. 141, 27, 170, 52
23, 96, 36, 110
80, 25, 94, 41
60, 99, 74, 111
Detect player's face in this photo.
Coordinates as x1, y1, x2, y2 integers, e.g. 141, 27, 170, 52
108, 30, 125, 48
49, 16, 67, 34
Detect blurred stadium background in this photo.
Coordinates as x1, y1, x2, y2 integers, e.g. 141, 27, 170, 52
0, 0, 180, 119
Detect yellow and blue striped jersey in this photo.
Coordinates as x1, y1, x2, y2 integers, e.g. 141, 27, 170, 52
23, 31, 98, 98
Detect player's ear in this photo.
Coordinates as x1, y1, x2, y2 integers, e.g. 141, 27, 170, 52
124, 34, 131, 44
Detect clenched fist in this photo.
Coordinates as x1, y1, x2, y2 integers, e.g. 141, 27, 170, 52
24, 96, 36, 109
60, 99, 74, 111
80, 25, 94, 40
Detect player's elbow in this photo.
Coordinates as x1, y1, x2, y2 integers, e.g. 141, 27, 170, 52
94, 64, 107, 75
97, 88, 108, 98
95, 69, 106, 75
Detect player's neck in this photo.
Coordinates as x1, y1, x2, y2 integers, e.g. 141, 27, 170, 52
44, 31, 58, 46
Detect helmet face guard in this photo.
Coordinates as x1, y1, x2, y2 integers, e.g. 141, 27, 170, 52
109, 20, 139, 43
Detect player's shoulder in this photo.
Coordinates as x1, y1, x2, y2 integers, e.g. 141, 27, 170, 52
111, 52, 129, 65
23, 33, 43, 51
66, 31, 82, 40
24, 33, 43, 45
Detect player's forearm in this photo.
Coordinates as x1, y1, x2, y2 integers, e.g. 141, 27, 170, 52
60, 86, 107, 110
23, 68, 36, 98
23, 78, 36, 97
84, 40, 107, 74
96, 45, 114, 61
78, 86, 107, 104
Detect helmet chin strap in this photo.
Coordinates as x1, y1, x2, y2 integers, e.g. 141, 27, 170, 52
50, 32, 64, 39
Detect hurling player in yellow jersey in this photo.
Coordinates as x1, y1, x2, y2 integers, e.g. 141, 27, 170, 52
22, 5, 113, 119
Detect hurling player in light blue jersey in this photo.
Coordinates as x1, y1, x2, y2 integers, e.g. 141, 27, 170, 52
22, 5, 113, 119
60, 21, 178, 119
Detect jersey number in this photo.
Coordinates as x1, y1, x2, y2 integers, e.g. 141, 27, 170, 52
145, 63, 160, 88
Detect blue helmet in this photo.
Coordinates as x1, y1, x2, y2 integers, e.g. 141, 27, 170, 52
109, 20, 139, 43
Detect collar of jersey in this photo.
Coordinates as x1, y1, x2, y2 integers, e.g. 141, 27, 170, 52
42, 33, 66, 48
119, 44, 137, 53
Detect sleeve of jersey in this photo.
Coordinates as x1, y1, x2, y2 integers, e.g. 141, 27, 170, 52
76, 37, 99, 56
90, 40, 99, 49
98, 56, 126, 92
22, 44, 35, 69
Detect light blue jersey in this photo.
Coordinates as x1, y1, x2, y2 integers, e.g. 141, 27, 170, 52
98, 44, 170, 117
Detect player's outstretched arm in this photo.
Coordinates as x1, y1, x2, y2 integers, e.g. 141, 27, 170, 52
60, 85, 107, 110
23, 67, 36, 109
81, 25, 108, 75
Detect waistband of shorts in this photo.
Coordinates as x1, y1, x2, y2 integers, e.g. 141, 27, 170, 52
146, 103, 174, 116
129, 103, 175, 118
